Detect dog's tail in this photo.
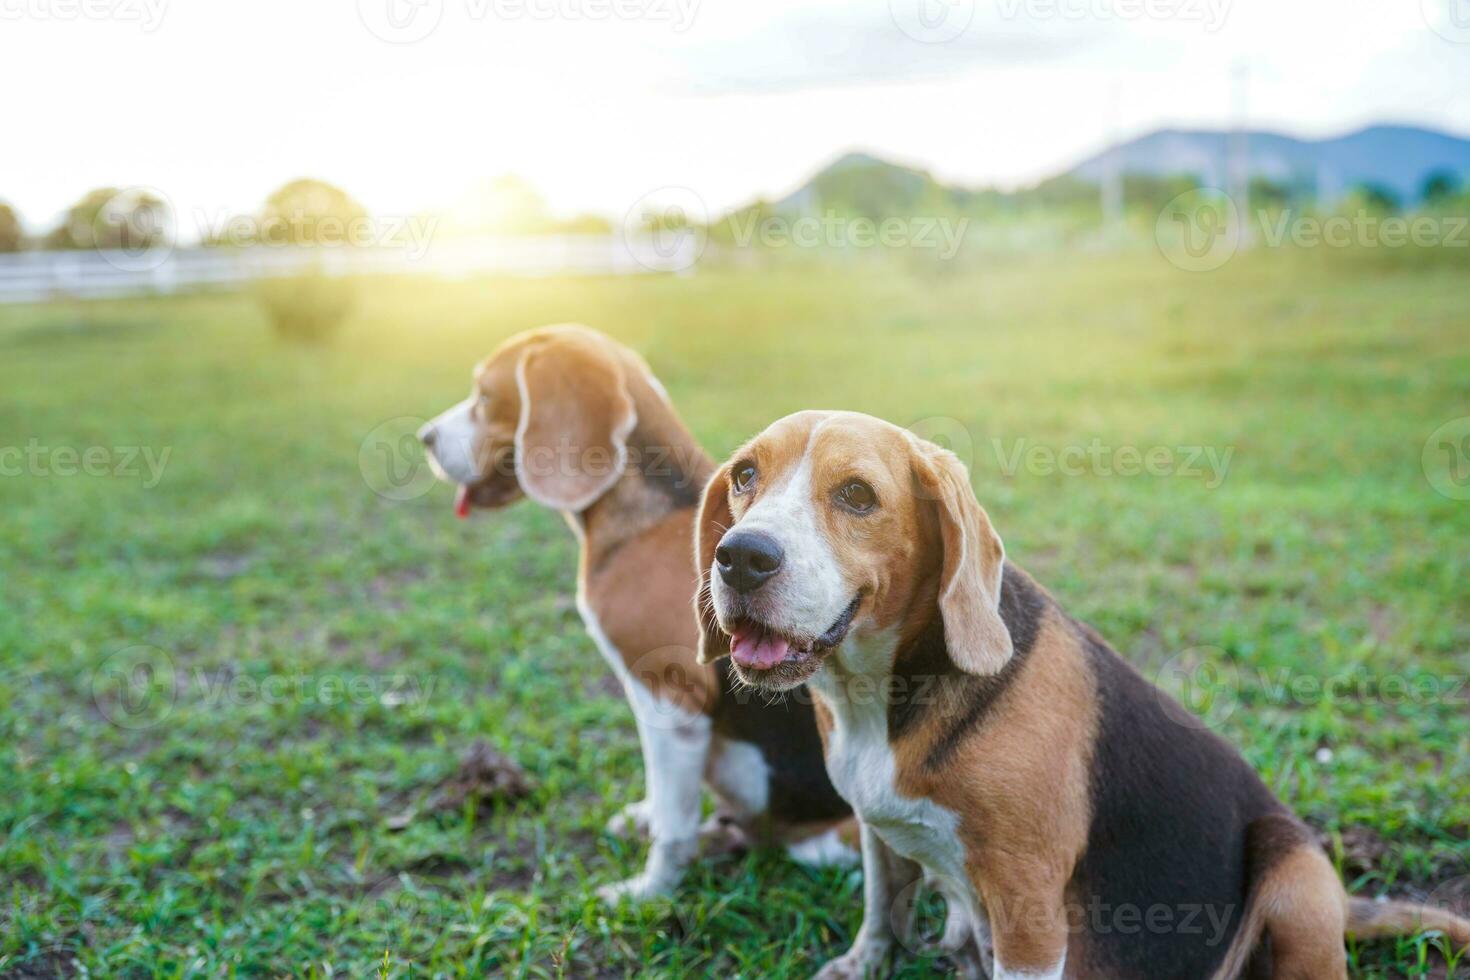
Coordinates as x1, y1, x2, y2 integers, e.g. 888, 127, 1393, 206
1346, 896, 1470, 948
1210, 816, 1470, 980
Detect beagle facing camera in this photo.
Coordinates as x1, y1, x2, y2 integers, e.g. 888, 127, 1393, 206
419, 326, 854, 903
696, 410, 1470, 979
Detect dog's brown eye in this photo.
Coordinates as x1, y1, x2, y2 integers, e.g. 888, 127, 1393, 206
733, 464, 757, 493
837, 480, 877, 512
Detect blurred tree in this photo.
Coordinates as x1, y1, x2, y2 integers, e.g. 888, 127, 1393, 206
1121, 173, 1203, 213
47, 187, 171, 251
0, 202, 23, 252
259, 179, 368, 246
1017, 175, 1103, 212
1347, 183, 1402, 215
1420, 170, 1461, 206
479, 175, 553, 234
1248, 176, 1292, 210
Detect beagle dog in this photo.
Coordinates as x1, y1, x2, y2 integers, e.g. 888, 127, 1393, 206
695, 410, 1470, 979
418, 326, 854, 902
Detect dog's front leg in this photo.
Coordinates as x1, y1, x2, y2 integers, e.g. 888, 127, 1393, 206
976, 875, 1067, 980
812, 822, 919, 979
598, 705, 710, 903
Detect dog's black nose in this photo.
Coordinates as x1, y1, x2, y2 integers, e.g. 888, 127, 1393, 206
417, 423, 437, 448
715, 531, 784, 593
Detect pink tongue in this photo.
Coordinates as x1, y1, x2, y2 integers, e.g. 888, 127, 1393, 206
454, 485, 471, 520
730, 630, 792, 670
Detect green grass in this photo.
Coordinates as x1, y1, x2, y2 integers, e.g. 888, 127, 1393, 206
1, 249, 1467, 977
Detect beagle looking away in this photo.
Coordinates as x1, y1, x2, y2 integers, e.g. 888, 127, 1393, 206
418, 326, 853, 902
694, 410, 1470, 979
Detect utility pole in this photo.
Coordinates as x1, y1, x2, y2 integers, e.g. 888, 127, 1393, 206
1228, 62, 1251, 246
1102, 79, 1123, 237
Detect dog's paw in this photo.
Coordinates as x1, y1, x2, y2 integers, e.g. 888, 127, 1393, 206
698, 814, 752, 856
811, 945, 886, 980
596, 874, 671, 906
604, 800, 652, 840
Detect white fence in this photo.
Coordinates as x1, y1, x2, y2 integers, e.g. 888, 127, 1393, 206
0, 234, 700, 305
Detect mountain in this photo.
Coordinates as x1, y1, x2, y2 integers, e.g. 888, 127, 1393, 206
1065, 125, 1470, 204
770, 151, 948, 214
741, 125, 1470, 226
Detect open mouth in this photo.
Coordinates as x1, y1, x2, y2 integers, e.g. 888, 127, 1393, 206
452, 477, 517, 518
727, 594, 862, 673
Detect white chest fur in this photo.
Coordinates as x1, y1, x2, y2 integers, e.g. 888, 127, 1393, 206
810, 637, 970, 888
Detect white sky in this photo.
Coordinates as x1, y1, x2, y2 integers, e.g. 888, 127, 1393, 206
3, 0, 1468, 233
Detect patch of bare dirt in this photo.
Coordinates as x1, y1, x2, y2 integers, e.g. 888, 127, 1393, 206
386, 740, 534, 831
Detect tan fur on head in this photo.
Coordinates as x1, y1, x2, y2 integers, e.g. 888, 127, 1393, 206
512, 330, 638, 511
694, 462, 733, 665
908, 441, 1013, 676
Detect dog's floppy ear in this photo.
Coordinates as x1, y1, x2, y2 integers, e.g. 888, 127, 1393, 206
513, 334, 637, 511
912, 443, 1012, 676
694, 463, 733, 665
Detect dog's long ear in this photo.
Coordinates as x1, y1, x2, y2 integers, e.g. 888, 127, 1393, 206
513, 334, 637, 511
912, 444, 1012, 676
694, 463, 733, 665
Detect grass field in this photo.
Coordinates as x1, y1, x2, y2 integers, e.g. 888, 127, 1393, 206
2, 249, 1468, 978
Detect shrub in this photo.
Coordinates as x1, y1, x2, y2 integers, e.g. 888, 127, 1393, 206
0, 202, 22, 252
46, 187, 171, 251
254, 271, 356, 343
